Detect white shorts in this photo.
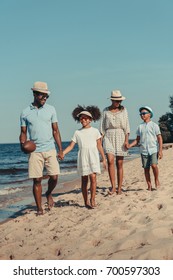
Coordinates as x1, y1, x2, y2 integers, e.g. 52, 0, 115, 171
28, 149, 60, 178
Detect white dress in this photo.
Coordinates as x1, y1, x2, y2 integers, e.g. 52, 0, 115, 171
100, 107, 130, 156
72, 127, 102, 176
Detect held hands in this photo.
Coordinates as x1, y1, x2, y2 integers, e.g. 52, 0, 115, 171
124, 141, 130, 150
58, 150, 64, 160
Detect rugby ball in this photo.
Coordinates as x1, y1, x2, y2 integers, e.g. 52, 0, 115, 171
22, 140, 36, 153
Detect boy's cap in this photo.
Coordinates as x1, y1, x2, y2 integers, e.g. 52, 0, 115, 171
139, 106, 153, 118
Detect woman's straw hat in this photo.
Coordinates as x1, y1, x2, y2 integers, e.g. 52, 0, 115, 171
110, 90, 126, 101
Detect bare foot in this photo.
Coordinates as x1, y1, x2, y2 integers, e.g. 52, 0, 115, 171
36, 208, 44, 216
107, 187, 116, 195
117, 189, 122, 195
45, 191, 55, 209
85, 204, 94, 210
90, 199, 97, 208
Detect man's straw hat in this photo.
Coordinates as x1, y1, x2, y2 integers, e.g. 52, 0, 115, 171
31, 81, 50, 95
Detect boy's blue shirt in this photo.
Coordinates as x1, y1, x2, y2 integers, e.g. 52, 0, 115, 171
136, 120, 161, 155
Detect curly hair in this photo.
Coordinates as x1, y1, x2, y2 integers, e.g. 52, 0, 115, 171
72, 105, 101, 122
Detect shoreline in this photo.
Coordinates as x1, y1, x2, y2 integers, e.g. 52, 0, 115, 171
1, 146, 173, 259
0, 143, 171, 225
0, 152, 139, 224
0, 174, 81, 225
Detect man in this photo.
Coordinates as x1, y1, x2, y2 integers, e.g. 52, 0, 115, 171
19, 81, 63, 215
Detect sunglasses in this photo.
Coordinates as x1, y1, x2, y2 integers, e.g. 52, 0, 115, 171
140, 112, 149, 116
36, 92, 49, 99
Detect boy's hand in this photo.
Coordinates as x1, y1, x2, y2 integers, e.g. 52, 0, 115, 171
158, 151, 163, 159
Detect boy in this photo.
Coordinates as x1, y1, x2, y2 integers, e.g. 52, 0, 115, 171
128, 106, 163, 191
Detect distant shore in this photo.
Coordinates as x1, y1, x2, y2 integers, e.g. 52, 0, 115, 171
0, 144, 173, 260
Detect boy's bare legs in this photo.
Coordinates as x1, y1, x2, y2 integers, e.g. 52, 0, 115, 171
106, 153, 116, 194
116, 156, 124, 194
45, 175, 58, 209
151, 164, 160, 188
144, 168, 152, 191
81, 176, 90, 207
33, 178, 43, 215
89, 173, 97, 207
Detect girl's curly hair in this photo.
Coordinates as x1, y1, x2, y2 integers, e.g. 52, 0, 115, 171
72, 105, 101, 122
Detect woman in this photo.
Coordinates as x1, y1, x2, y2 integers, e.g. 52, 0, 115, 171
100, 90, 130, 194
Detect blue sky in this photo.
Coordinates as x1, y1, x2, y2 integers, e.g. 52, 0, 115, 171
0, 0, 173, 143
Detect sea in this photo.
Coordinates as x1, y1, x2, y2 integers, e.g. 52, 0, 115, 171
0, 141, 140, 223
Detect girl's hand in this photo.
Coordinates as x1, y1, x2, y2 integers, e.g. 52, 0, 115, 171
102, 159, 107, 170
124, 141, 129, 150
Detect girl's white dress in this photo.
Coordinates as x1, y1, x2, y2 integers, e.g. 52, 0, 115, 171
72, 127, 102, 176
100, 107, 130, 156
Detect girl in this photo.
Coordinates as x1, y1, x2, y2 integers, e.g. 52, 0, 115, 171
63, 105, 107, 209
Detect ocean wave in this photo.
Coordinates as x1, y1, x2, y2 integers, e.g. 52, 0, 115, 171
0, 168, 28, 175
0, 187, 23, 196
61, 159, 77, 164
59, 170, 77, 176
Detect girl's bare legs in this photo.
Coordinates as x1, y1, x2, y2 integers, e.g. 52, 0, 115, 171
89, 173, 97, 207
81, 176, 90, 207
144, 168, 152, 190
116, 156, 124, 194
106, 153, 116, 193
151, 164, 160, 188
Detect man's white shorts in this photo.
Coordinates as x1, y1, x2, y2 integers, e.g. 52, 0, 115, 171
28, 149, 60, 178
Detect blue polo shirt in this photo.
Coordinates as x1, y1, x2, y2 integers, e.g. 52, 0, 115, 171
20, 103, 58, 152
136, 121, 161, 155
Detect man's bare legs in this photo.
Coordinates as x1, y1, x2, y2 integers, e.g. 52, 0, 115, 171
45, 175, 58, 209
33, 175, 58, 214
33, 178, 43, 215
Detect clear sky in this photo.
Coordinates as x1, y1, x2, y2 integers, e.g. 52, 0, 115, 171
0, 0, 173, 143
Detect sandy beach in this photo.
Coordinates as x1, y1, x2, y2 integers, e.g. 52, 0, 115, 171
0, 146, 173, 260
